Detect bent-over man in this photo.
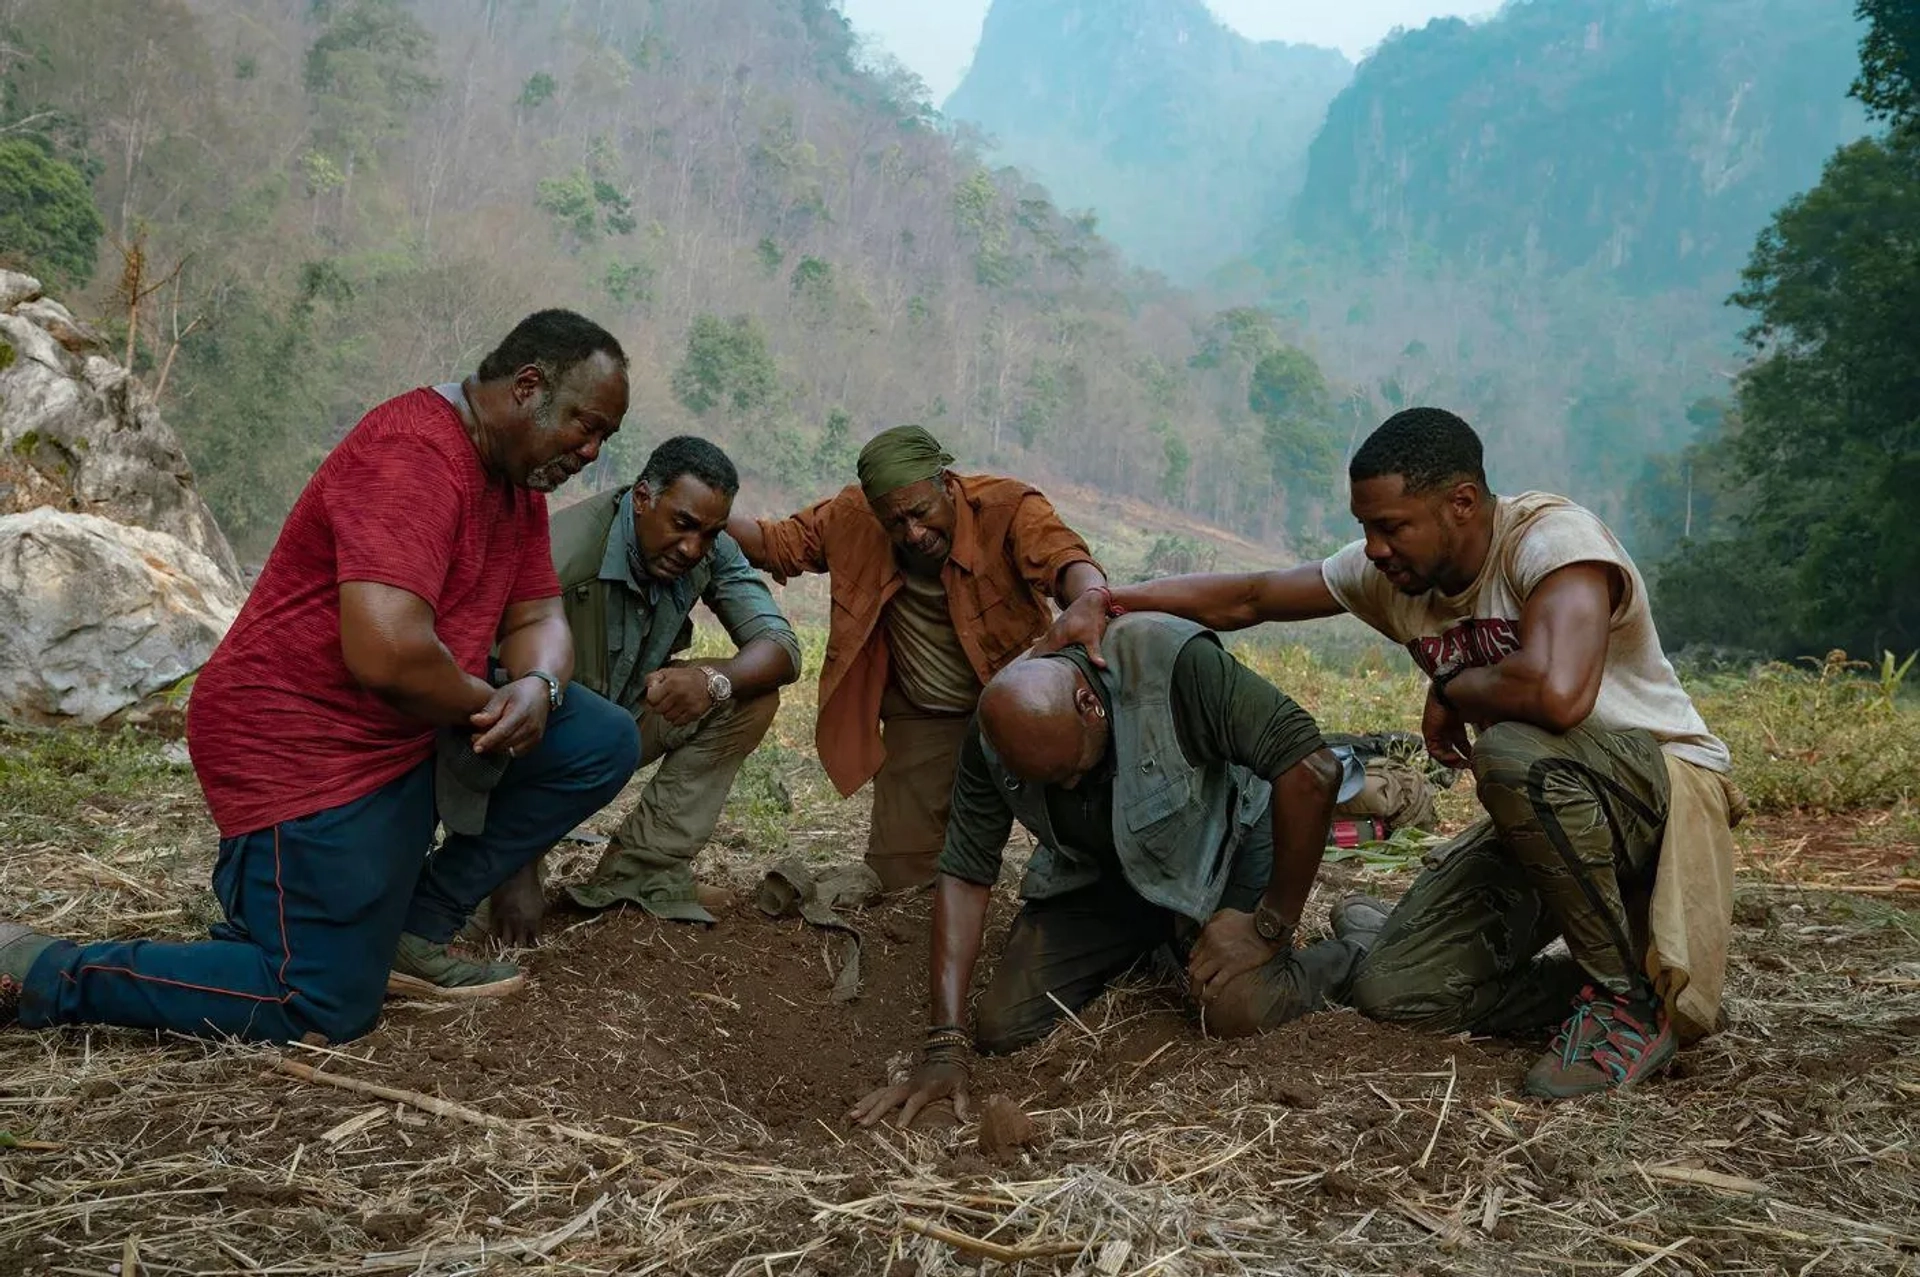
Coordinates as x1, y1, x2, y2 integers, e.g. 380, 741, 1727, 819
1044, 408, 1739, 1099
728, 425, 1108, 890
483, 436, 800, 941
0, 310, 641, 1043
851, 613, 1358, 1128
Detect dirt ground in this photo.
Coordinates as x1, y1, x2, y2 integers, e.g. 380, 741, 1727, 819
3, 815, 1918, 1275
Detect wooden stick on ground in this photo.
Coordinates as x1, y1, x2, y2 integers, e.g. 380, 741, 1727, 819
896, 1216, 1089, 1264
358, 1193, 610, 1270
1635, 1163, 1769, 1196
268, 1059, 627, 1151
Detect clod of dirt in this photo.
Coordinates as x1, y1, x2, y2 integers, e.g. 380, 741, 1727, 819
1259, 1077, 1323, 1108
976, 1095, 1037, 1160
1318, 1169, 1384, 1204
361, 1210, 424, 1246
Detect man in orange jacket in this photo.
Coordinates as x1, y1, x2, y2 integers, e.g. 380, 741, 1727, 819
728, 425, 1108, 889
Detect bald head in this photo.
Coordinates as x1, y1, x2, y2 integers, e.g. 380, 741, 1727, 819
979, 658, 1109, 788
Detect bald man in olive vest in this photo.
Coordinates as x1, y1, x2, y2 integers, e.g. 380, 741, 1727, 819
850, 613, 1368, 1128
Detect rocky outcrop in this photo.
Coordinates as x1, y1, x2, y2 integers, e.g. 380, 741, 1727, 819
0, 509, 242, 726
0, 271, 245, 725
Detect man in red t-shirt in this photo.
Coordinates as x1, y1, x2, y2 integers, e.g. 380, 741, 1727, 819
0, 310, 641, 1044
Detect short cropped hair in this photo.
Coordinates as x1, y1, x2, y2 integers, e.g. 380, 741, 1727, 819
1350, 407, 1488, 493
639, 435, 739, 498
477, 309, 627, 384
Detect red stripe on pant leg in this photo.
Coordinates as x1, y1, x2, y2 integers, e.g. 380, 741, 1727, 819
62, 821, 309, 1009
273, 824, 294, 990
65, 965, 293, 1004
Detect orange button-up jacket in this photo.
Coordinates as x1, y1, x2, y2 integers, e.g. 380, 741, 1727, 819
754, 473, 1098, 796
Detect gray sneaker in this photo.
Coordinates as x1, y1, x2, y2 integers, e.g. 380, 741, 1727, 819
0, 923, 56, 1025
386, 933, 524, 1001
1330, 895, 1393, 953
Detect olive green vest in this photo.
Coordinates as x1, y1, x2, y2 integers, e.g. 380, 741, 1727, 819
550, 486, 715, 711
983, 613, 1270, 923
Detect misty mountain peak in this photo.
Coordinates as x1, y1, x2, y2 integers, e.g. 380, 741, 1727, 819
945, 0, 1352, 279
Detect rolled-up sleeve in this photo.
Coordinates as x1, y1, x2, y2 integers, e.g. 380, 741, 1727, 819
1171, 638, 1326, 779
1007, 491, 1099, 600
936, 724, 1016, 886
753, 496, 838, 583
701, 533, 802, 676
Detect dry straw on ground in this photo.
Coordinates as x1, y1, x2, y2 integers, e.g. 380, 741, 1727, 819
1, 645, 1916, 1274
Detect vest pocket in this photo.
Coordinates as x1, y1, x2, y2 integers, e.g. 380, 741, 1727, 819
1124, 773, 1193, 834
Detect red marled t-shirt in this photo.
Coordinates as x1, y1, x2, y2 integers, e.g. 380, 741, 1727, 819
186, 388, 561, 837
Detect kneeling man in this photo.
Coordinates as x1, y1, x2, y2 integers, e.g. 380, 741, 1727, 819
0, 310, 641, 1043
484, 436, 801, 940
851, 613, 1360, 1128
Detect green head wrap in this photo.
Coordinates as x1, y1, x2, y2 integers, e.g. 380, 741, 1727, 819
857, 425, 954, 501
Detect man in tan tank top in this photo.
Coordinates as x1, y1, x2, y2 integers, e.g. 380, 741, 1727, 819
1040, 408, 1740, 1101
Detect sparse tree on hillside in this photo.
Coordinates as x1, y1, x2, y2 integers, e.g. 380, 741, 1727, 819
303, 0, 438, 207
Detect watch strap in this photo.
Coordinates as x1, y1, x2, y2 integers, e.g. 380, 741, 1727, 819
525, 669, 563, 710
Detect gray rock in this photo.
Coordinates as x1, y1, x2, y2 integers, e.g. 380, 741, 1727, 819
0, 509, 243, 726
0, 271, 42, 312
0, 311, 242, 587
13, 298, 106, 354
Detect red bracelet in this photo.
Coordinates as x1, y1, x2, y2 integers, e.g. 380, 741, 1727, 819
1090, 585, 1126, 618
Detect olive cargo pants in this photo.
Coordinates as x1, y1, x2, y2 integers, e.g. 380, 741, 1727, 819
1349, 721, 1672, 1034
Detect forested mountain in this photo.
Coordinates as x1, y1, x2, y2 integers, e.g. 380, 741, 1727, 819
0, 0, 1320, 553
944, 0, 1351, 280
1293, 0, 1867, 289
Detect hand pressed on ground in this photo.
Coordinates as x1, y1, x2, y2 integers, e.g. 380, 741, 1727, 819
847, 1060, 970, 1129
487, 861, 546, 948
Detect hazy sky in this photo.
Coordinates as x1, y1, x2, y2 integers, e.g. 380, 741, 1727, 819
838, 1, 1487, 103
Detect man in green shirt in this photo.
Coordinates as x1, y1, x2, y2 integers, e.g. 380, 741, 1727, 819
850, 612, 1365, 1128
481, 437, 801, 944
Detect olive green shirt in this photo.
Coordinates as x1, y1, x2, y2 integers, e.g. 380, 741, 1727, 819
938, 641, 1325, 885
883, 557, 981, 714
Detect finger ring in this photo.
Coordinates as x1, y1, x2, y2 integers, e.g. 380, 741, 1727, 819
506, 746, 516, 759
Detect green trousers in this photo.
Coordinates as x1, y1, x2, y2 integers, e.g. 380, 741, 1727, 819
1349, 721, 1672, 1035
565, 690, 780, 922
971, 809, 1365, 1055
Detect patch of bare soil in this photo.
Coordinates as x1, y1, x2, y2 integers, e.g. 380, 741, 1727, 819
5, 865, 1919, 1274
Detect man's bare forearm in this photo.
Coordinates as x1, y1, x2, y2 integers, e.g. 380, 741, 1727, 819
1260, 749, 1340, 925
929, 875, 992, 1030
726, 515, 769, 567
498, 614, 574, 686
709, 635, 797, 700
1108, 564, 1345, 630
1057, 560, 1108, 605
358, 638, 496, 726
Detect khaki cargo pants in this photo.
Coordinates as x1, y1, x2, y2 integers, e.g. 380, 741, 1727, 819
1349, 721, 1672, 1035
565, 690, 781, 921
865, 684, 974, 891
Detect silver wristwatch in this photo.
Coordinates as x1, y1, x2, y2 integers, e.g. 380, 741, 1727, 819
699, 665, 733, 704
524, 669, 564, 711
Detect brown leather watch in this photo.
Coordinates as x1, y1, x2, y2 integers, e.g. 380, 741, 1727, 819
1253, 901, 1297, 950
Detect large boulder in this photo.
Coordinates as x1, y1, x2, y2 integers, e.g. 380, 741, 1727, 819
0, 270, 242, 587
0, 271, 246, 725
0, 508, 243, 725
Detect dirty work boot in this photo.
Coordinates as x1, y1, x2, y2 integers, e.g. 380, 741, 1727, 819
0, 923, 56, 1025
1524, 986, 1676, 1100
1330, 894, 1393, 954
386, 933, 525, 1001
